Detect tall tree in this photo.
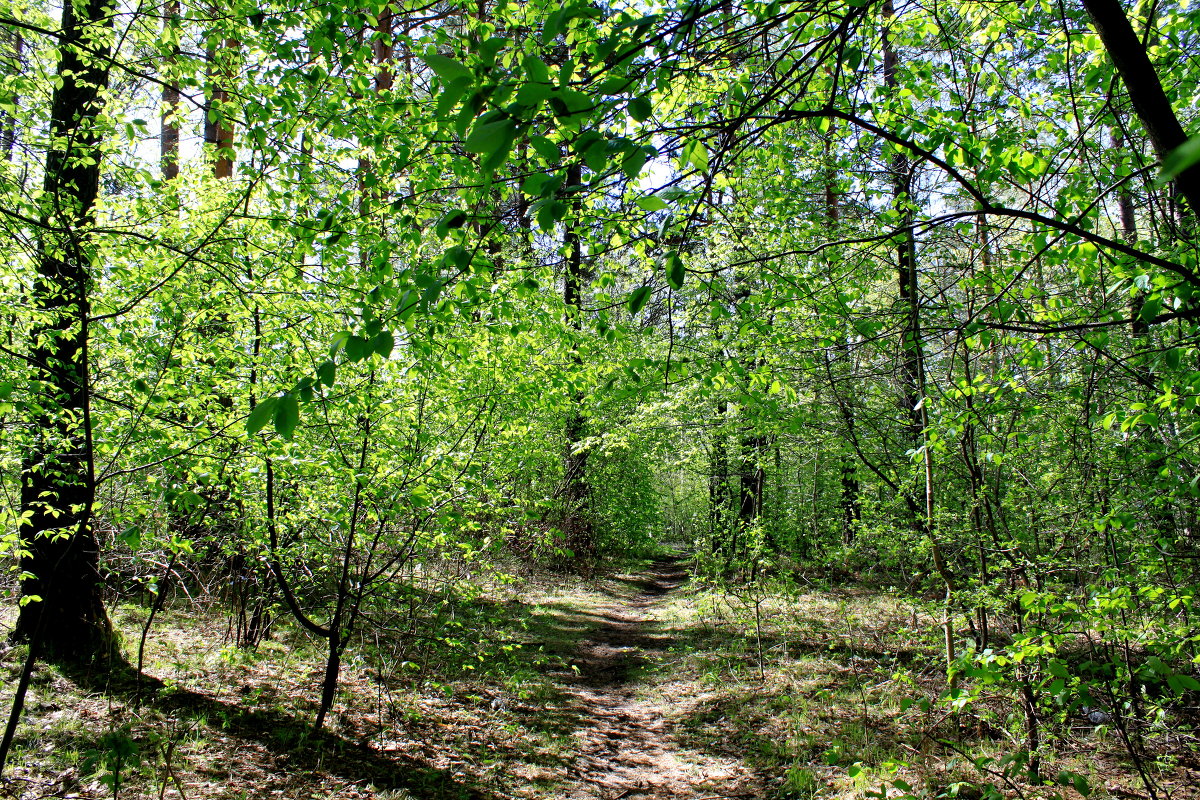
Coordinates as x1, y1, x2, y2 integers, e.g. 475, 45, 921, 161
561, 160, 593, 555
1082, 0, 1200, 222
881, 0, 956, 688
11, 0, 117, 663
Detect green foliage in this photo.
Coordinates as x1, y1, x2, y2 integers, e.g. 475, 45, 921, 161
3, 0, 1200, 789
83, 727, 142, 798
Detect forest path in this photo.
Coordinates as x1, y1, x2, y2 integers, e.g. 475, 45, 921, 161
553, 557, 762, 800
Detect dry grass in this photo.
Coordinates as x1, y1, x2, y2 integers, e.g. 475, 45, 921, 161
1, 562, 1197, 800
642, 577, 1200, 800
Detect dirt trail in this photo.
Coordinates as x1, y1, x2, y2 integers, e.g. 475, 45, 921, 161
558, 558, 763, 800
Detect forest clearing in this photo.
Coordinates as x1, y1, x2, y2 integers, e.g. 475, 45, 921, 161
2, 0, 1200, 796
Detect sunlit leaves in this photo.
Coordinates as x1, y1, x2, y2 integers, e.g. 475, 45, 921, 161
635, 195, 668, 212
274, 392, 300, 439
680, 139, 709, 173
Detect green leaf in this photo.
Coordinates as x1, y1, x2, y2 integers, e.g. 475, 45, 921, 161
1140, 295, 1162, 323
666, 251, 685, 290
422, 279, 443, 305
628, 285, 652, 315
410, 483, 434, 506
536, 199, 567, 231
542, 8, 567, 44
247, 397, 280, 435
522, 55, 551, 84
596, 76, 627, 94
317, 360, 336, 388
635, 195, 668, 212
1167, 673, 1200, 692
329, 330, 352, 356
682, 139, 709, 173
345, 335, 371, 362
274, 392, 300, 440
515, 81, 553, 107
622, 146, 650, 179
479, 35, 508, 65
1055, 771, 1091, 798
522, 173, 555, 195
422, 53, 472, 84
628, 95, 652, 122
530, 135, 560, 163
1159, 134, 1200, 184
435, 77, 469, 116
583, 137, 610, 173
465, 118, 517, 155
371, 330, 394, 358
118, 526, 141, 550
436, 209, 469, 238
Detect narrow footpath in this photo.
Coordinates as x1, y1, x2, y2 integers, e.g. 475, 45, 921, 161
556, 558, 763, 800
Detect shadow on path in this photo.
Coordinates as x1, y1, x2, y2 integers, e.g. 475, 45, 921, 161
554, 557, 763, 799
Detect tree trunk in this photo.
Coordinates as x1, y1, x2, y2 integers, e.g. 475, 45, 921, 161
374, 5, 394, 93
883, 0, 956, 688
313, 633, 342, 732
11, 0, 116, 664
562, 161, 592, 556
161, 0, 181, 180
738, 434, 764, 531
357, 6, 394, 207
1113, 125, 1148, 335
824, 121, 860, 544
205, 34, 237, 179
0, 30, 21, 162
1082, 0, 1200, 223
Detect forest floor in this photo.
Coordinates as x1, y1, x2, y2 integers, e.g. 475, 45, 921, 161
1, 555, 1197, 799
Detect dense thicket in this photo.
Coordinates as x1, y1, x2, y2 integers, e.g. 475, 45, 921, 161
2, 0, 1198, 792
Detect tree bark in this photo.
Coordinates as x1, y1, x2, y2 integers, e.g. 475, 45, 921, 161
1112, 125, 1148, 336
738, 433, 764, 532
0, 30, 20, 162
161, 0, 181, 181
374, 5, 394, 93
205, 33, 237, 179
1081, 0, 1200, 222
358, 6, 395, 208
561, 161, 592, 556
11, 0, 116, 664
824, 121, 860, 544
883, 0, 956, 690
